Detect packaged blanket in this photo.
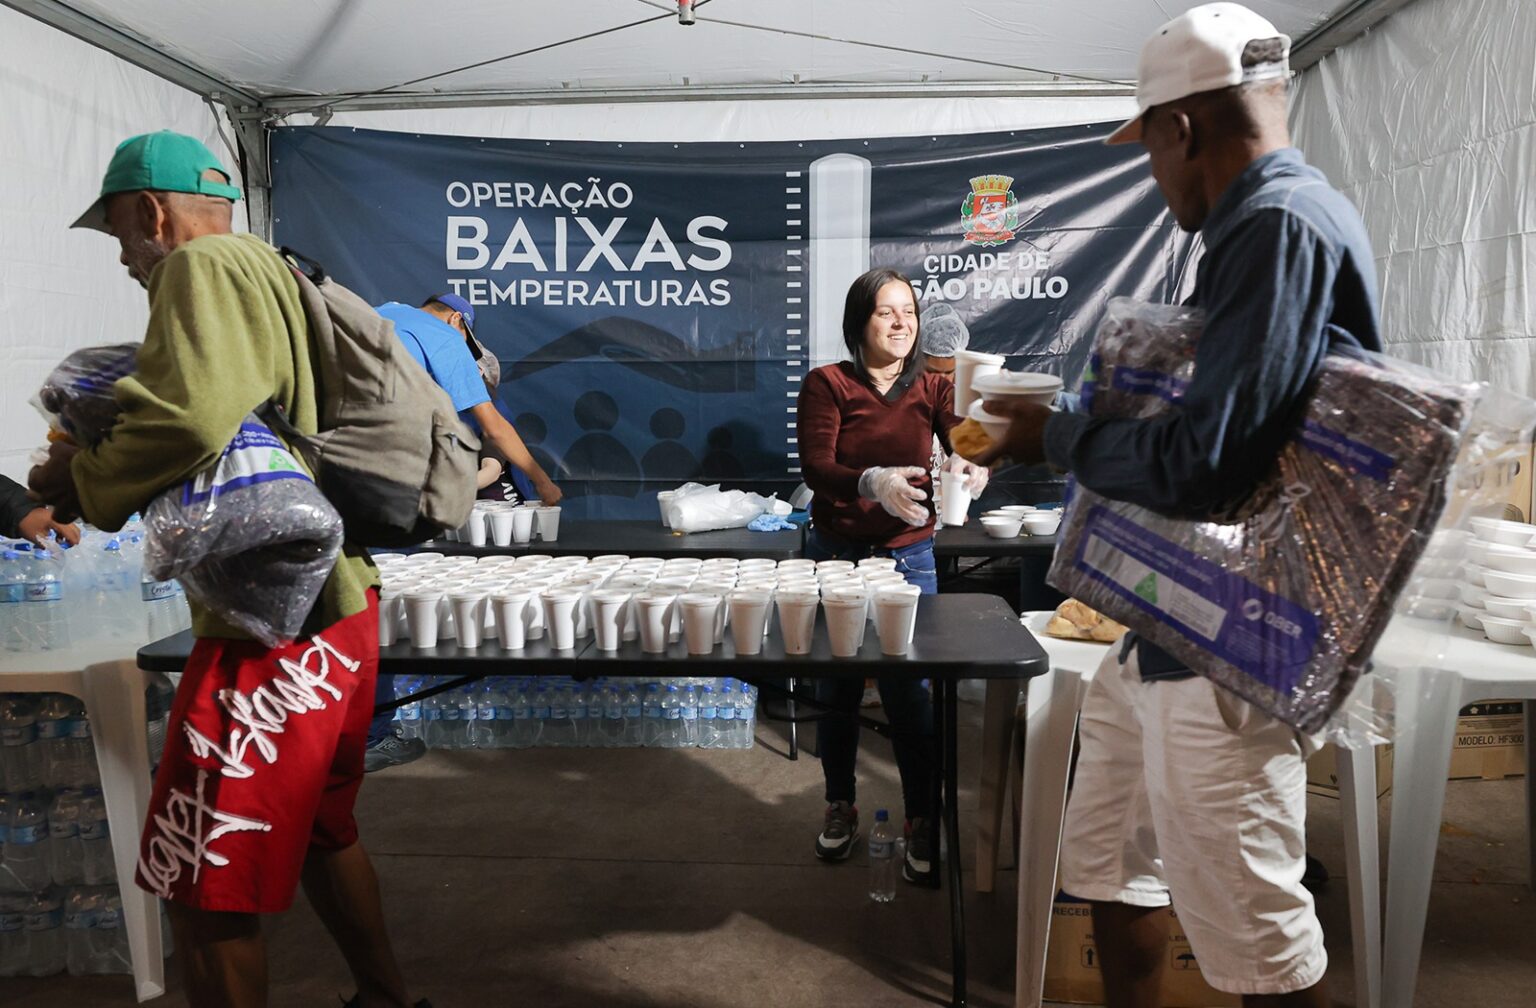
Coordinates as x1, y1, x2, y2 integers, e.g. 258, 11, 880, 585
1050, 299, 1480, 733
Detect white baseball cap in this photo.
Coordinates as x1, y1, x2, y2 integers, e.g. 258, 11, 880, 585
1107, 2, 1291, 146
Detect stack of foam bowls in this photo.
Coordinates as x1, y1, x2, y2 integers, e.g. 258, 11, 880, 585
366, 553, 922, 658
977, 503, 1062, 539
1453, 518, 1536, 648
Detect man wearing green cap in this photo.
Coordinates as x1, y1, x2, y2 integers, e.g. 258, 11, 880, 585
30, 131, 426, 1008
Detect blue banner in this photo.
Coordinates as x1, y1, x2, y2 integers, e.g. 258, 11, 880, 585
271, 123, 1194, 518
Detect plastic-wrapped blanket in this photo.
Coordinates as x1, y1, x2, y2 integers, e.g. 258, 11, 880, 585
664, 483, 791, 533
34, 344, 141, 446
1049, 299, 1479, 733
143, 416, 343, 647
34, 346, 343, 647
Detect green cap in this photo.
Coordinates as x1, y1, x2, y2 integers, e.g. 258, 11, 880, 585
72, 131, 242, 232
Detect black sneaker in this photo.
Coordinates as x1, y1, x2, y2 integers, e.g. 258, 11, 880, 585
814, 801, 860, 861
902, 817, 936, 884
363, 734, 427, 773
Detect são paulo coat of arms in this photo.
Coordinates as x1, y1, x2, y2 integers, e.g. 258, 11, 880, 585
961, 174, 1020, 248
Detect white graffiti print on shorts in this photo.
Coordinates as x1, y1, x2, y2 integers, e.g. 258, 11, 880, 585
139, 768, 272, 899
182, 633, 360, 779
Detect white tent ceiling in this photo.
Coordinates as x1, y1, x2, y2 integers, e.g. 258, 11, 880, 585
10, 0, 1397, 111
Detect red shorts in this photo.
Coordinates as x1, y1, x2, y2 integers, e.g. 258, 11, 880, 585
135, 594, 378, 913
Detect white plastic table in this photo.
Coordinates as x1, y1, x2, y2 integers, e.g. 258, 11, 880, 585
1375, 620, 1536, 1008
0, 640, 164, 1001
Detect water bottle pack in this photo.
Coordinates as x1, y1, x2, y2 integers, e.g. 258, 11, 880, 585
391, 676, 757, 751
1, 523, 192, 655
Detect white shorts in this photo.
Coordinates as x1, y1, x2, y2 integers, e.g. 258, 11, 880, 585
1057, 645, 1327, 995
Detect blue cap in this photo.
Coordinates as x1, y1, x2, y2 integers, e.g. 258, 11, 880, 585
428, 293, 475, 329
875, 809, 889, 821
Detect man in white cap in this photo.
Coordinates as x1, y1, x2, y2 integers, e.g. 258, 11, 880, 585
978, 4, 1380, 1004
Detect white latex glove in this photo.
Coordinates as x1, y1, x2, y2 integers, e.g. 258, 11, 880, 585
858, 466, 929, 527
944, 454, 990, 497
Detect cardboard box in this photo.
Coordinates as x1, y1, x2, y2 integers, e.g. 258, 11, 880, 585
1450, 700, 1526, 780
1306, 742, 1393, 798
1044, 896, 1239, 1007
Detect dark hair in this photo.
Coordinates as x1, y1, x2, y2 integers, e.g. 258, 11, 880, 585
841, 268, 923, 385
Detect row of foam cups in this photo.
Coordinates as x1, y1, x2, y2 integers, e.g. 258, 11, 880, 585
370, 553, 921, 657
452, 501, 562, 547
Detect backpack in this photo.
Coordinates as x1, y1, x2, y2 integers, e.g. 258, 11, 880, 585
260, 247, 481, 547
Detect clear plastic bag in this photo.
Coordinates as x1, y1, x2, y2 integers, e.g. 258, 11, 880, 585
143, 416, 344, 647
32, 344, 141, 446
663, 483, 787, 533
1050, 298, 1492, 737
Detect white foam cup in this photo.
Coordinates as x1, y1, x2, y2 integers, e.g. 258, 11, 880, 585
590, 590, 630, 652
491, 588, 533, 650
403, 589, 444, 648
636, 592, 676, 654
777, 590, 820, 655
541, 589, 582, 651
487, 509, 517, 547
874, 585, 922, 656
508, 507, 535, 545
465, 510, 488, 547
822, 589, 870, 658
857, 557, 898, 573
728, 590, 771, 656
378, 589, 401, 647
939, 471, 971, 526
449, 589, 489, 648
679, 592, 723, 656
536, 506, 562, 541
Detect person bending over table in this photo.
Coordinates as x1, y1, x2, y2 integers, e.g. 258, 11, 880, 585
795, 268, 988, 883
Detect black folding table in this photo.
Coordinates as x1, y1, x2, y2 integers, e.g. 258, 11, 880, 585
414, 519, 805, 561
138, 593, 1047, 1007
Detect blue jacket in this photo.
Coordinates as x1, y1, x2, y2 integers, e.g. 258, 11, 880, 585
1045, 148, 1382, 678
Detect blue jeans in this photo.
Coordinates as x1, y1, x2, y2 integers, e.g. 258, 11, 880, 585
804, 527, 936, 821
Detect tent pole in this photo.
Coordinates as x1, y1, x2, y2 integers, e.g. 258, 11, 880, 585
222, 105, 274, 243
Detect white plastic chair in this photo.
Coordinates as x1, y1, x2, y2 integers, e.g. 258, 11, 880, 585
1379, 622, 1536, 1007
1010, 612, 1383, 1008
0, 646, 164, 1001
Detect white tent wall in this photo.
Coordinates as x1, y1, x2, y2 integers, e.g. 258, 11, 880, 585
1291, 0, 1536, 395
317, 96, 1139, 143
0, 5, 242, 484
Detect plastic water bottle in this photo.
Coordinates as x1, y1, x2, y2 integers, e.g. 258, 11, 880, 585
47, 790, 86, 887
620, 685, 644, 748
89, 891, 130, 974
488, 680, 513, 749
22, 889, 65, 976
641, 684, 664, 747
435, 687, 463, 750
679, 685, 700, 747
36, 696, 95, 790
78, 792, 114, 885
0, 551, 27, 652
599, 686, 626, 748
63, 886, 99, 976
543, 687, 576, 748
0, 696, 44, 793
421, 684, 447, 749
868, 809, 897, 903
396, 678, 423, 741
473, 684, 499, 748
2, 792, 52, 892
659, 685, 684, 748
734, 682, 757, 749
0, 894, 26, 976
21, 549, 68, 651
715, 684, 737, 748
697, 686, 721, 749
141, 566, 182, 642
529, 682, 553, 747
454, 687, 477, 749
510, 680, 537, 748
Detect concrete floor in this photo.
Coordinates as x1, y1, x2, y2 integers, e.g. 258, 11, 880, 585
8, 699, 1534, 1008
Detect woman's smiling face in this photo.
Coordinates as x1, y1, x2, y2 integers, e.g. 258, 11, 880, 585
862, 280, 919, 370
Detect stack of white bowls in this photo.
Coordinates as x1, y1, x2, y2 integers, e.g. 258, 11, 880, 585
978, 504, 1063, 540
1452, 517, 1536, 649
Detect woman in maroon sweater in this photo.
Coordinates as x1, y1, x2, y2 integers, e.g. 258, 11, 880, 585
796, 268, 988, 881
